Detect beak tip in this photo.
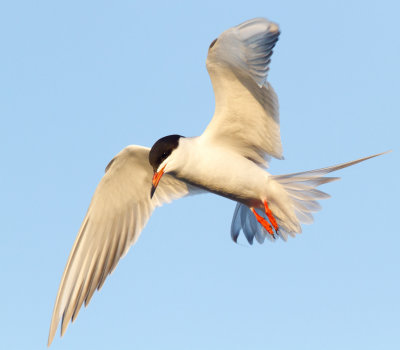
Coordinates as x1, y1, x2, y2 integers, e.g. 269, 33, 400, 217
150, 185, 156, 199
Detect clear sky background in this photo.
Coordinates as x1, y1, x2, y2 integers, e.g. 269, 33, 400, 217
1, 1, 399, 349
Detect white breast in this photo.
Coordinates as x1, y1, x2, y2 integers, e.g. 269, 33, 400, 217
168, 137, 270, 208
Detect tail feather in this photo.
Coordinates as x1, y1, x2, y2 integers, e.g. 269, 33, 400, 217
292, 198, 322, 213
288, 188, 331, 201
273, 151, 388, 179
230, 151, 389, 244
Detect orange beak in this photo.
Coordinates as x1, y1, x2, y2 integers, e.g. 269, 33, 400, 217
150, 165, 166, 198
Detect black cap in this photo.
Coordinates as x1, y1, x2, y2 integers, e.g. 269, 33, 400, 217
149, 134, 183, 172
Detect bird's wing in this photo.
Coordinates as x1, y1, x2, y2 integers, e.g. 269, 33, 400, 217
202, 18, 282, 166
48, 145, 200, 346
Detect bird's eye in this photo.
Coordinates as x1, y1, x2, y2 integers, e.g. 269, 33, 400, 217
159, 151, 169, 163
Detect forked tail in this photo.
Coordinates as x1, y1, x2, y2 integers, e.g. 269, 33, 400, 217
231, 152, 389, 244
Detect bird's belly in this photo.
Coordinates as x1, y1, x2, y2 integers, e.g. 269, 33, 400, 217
175, 151, 269, 208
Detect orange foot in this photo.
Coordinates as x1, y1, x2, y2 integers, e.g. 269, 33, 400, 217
250, 201, 279, 237
263, 200, 279, 232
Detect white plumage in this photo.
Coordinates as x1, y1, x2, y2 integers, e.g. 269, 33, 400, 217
48, 18, 386, 346
204, 18, 282, 164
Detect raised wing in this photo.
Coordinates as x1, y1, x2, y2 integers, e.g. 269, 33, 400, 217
48, 145, 199, 346
203, 18, 282, 166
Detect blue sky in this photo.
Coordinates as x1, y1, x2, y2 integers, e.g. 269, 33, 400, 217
1, 1, 399, 349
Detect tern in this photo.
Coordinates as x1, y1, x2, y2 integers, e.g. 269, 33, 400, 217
48, 18, 386, 345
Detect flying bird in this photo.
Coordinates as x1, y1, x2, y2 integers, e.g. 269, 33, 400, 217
48, 18, 386, 345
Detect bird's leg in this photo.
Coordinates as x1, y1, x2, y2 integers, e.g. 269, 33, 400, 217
250, 207, 275, 236
263, 200, 279, 233
250, 201, 279, 237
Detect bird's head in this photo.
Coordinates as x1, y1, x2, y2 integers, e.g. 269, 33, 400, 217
149, 134, 183, 198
